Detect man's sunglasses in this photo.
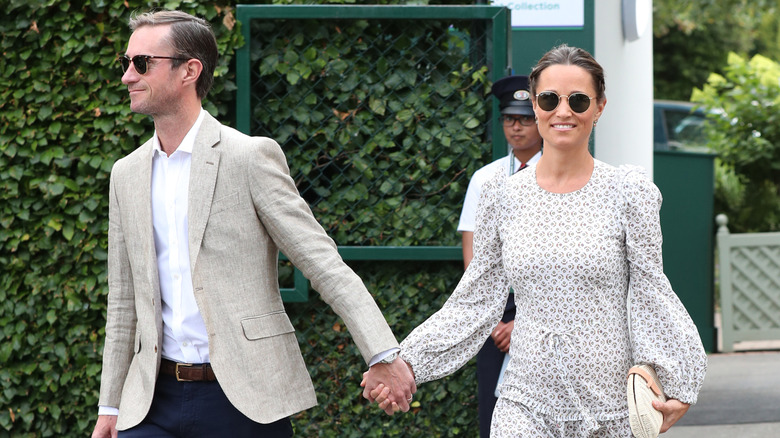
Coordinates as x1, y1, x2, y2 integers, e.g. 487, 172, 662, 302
535, 91, 594, 113
119, 54, 188, 75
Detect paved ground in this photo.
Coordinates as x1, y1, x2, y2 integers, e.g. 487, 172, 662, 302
663, 350, 780, 438
665, 422, 780, 438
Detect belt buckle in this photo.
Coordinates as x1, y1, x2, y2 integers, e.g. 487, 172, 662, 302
175, 363, 193, 382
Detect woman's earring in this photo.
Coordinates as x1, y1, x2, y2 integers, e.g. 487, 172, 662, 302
593, 120, 598, 127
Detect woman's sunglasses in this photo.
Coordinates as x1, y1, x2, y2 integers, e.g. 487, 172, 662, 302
535, 91, 594, 113
119, 54, 188, 75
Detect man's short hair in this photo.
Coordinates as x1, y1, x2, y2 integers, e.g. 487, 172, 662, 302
129, 10, 219, 99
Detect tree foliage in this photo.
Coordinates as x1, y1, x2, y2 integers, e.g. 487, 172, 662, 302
653, 0, 773, 40
691, 53, 780, 232
653, 0, 779, 101
754, 3, 780, 63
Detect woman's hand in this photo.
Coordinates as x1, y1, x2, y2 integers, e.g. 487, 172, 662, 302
652, 398, 690, 433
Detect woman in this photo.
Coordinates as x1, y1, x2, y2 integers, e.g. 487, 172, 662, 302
368, 44, 707, 437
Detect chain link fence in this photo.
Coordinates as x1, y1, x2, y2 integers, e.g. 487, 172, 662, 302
241, 8, 504, 247
236, 5, 509, 435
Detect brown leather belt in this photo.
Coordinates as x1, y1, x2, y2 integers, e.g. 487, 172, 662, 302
160, 359, 217, 382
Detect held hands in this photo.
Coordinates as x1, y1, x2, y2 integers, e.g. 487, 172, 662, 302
360, 357, 416, 415
653, 398, 690, 433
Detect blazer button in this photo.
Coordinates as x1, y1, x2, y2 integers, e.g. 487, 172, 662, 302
154, 345, 158, 353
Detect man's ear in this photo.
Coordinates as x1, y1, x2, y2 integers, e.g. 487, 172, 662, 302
182, 58, 203, 88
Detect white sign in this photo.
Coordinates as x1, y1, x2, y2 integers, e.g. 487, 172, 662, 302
491, 0, 584, 28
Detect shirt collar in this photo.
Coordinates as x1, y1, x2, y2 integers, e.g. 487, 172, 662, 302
527, 150, 542, 165
152, 108, 207, 156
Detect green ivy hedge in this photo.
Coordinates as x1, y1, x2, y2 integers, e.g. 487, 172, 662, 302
0, 1, 242, 435
245, 6, 491, 435
247, 15, 489, 247
287, 260, 478, 437
1, 0, 486, 436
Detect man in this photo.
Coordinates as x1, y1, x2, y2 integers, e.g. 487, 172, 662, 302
92, 10, 414, 437
457, 75, 542, 438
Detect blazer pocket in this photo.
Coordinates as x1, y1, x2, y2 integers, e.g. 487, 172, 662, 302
210, 191, 240, 215
241, 311, 295, 340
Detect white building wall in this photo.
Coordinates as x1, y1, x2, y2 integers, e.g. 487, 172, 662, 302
593, 0, 654, 176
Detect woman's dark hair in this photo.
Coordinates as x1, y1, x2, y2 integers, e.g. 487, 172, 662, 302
529, 44, 606, 101
130, 10, 218, 99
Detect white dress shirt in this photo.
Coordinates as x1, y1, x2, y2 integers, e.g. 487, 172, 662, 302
152, 109, 209, 364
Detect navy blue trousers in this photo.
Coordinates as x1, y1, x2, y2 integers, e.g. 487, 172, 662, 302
476, 293, 515, 438
118, 374, 293, 437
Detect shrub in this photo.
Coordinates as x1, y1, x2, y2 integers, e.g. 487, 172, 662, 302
692, 52, 780, 232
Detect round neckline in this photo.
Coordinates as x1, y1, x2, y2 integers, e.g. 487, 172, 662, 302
533, 159, 599, 195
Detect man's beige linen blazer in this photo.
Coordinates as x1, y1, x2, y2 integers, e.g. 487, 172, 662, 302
97, 113, 399, 429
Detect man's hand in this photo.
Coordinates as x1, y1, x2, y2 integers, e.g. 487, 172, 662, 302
491, 320, 514, 353
92, 415, 118, 438
360, 358, 416, 415
652, 398, 690, 433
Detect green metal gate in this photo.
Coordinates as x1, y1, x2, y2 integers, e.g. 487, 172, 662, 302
716, 215, 780, 352
235, 5, 511, 301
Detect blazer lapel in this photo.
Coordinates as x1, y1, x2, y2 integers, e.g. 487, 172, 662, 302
126, 141, 160, 296
187, 113, 221, 270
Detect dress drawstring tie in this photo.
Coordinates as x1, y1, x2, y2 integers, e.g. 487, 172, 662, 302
544, 332, 601, 434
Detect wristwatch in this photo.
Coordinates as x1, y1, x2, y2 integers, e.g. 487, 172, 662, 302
377, 351, 399, 365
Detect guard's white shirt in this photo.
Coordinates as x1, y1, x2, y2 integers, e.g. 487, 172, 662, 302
457, 151, 541, 232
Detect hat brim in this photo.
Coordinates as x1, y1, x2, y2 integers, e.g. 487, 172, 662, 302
501, 106, 534, 116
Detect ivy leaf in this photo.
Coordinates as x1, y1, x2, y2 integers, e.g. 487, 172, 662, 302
46, 309, 57, 325
395, 109, 413, 122
368, 96, 386, 116
46, 218, 62, 231
463, 117, 480, 129
62, 223, 74, 241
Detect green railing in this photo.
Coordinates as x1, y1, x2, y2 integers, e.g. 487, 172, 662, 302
236, 5, 510, 301
716, 214, 780, 352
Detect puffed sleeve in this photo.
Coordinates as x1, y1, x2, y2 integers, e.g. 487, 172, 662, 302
400, 169, 512, 384
621, 166, 708, 404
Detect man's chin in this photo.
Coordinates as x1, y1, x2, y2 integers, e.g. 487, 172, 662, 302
129, 102, 152, 116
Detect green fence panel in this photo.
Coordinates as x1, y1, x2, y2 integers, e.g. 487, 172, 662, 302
236, 5, 510, 301
654, 150, 717, 352
716, 215, 780, 352
279, 246, 462, 302
234, 7, 511, 435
